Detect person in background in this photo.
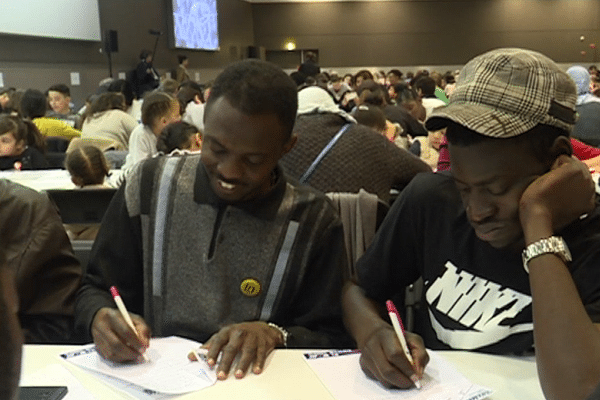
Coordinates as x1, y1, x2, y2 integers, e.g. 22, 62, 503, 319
395, 84, 427, 123
81, 92, 137, 150
66, 145, 110, 188
157, 121, 202, 154
1, 178, 82, 343
46, 84, 81, 127
157, 78, 179, 98
343, 48, 600, 400
354, 70, 374, 88
443, 71, 457, 97
136, 50, 160, 98
386, 69, 403, 87
119, 91, 180, 178
108, 79, 140, 123
178, 81, 205, 131
2, 89, 24, 117
357, 80, 427, 139
0, 115, 48, 170
343, 73, 354, 88
20, 89, 80, 141
409, 127, 445, 170
327, 75, 351, 104
566, 66, 600, 147
298, 51, 320, 79
64, 145, 111, 240
281, 86, 430, 203
176, 55, 191, 84
76, 59, 353, 381
0, 87, 16, 113
413, 76, 446, 119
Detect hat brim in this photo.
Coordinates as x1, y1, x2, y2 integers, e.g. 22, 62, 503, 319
425, 101, 539, 138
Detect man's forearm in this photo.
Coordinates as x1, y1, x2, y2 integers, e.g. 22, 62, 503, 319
341, 281, 390, 348
528, 255, 600, 400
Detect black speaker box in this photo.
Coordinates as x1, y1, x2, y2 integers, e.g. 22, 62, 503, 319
105, 30, 118, 53
247, 46, 259, 59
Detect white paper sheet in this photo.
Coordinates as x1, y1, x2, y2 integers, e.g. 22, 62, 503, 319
19, 364, 98, 400
60, 336, 217, 395
304, 349, 493, 400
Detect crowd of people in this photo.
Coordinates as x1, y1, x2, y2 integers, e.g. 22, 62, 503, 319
3, 48, 600, 400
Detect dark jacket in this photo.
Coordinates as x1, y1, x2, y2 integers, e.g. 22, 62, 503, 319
1, 179, 82, 343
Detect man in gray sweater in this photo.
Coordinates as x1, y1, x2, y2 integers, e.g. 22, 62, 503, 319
76, 60, 352, 381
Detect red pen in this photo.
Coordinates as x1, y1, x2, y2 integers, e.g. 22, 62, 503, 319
110, 286, 149, 361
386, 300, 421, 389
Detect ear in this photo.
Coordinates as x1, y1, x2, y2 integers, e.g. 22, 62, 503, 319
282, 134, 297, 155
550, 136, 573, 160
194, 95, 201, 104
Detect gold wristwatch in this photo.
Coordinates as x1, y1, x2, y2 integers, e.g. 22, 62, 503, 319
522, 236, 572, 273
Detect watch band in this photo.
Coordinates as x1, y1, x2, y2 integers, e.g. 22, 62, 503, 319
267, 322, 289, 347
521, 236, 572, 273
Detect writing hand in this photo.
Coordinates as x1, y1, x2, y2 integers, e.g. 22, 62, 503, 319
91, 307, 151, 362
519, 155, 595, 235
358, 325, 428, 389
203, 321, 284, 380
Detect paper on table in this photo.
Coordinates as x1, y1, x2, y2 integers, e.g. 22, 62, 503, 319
93, 373, 176, 400
60, 336, 217, 395
304, 349, 493, 400
19, 363, 98, 400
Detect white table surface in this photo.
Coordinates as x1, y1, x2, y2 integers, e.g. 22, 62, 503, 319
0, 169, 75, 191
20, 345, 544, 400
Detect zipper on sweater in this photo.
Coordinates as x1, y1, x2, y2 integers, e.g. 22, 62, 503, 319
208, 205, 226, 259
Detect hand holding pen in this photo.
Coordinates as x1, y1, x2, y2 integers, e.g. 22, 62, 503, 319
89, 286, 151, 363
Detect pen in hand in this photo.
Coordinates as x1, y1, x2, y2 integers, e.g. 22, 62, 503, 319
386, 300, 421, 389
110, 285, 149, 362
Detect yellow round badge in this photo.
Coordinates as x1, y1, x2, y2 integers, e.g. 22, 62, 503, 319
240, 278, 261, 297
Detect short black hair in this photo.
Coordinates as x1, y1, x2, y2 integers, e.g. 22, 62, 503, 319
47, 84, 70, 97
445, 121, 569, 165
108, 79, 135, 107
353, 105, 387, 132
157, 121, 200, 153
178, 54, 188, 64
205, 59, 298, 140
387, 69, 403, 79
139, 49, 152, 60
395, 84, 419, 104
414, 76, 437, 97
20, 89, 47, 119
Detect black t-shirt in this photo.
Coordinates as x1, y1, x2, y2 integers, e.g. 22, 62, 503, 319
357, 172, 600, 354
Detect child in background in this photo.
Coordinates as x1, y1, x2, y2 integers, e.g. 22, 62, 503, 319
20, 89, 81, 141
409, 128, 445, 170
46, 84, 81, 128
65, 145, 110, 188
157, 121, 202, 154
64, 145, 111, 240
0, 115, 48, 170
119, 92, 181, 177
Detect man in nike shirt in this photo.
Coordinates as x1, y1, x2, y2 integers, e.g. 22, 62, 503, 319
343, 48, 600, 400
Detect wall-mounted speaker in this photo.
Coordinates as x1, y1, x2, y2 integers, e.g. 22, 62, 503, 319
105, 30, 118, 53
247, 46, 266, 60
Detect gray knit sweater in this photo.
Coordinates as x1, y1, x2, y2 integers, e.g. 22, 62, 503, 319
75, 154, 353, 348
